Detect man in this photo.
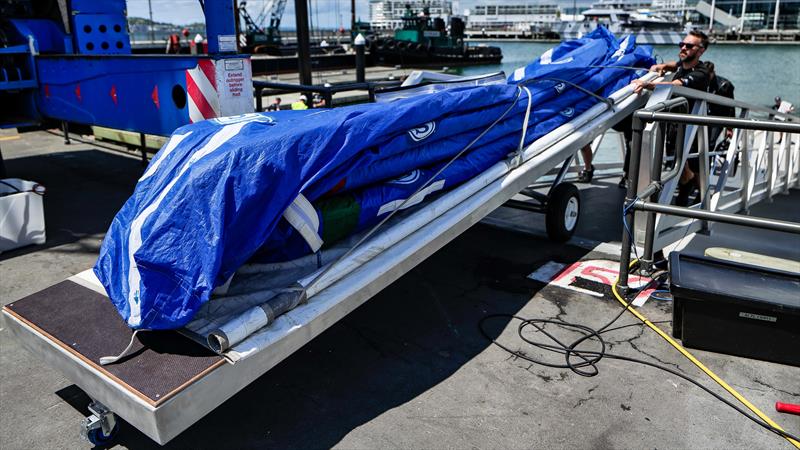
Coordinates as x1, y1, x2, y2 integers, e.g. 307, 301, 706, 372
632, 30, 711, 95
266, 97, 282, 111
578, 32, 711, 186
630, 30, 713, 204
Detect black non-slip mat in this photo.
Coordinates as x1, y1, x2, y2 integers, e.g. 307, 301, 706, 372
5, 280, 223, 404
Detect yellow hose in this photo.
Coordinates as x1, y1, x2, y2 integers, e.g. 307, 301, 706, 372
613, 263, 800, 448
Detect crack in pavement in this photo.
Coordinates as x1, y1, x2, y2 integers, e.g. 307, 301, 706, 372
626, 339, 683, 371
573, 384, 600, 408
752, 378, 800, 399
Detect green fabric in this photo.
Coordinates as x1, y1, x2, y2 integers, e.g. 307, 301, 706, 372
317, 194, 361, 246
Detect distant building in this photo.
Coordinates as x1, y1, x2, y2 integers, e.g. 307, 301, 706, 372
696, 0, 800, 30
647, 0, 800, 30
369, 0, 453, 30
651, 0, 688, 12
466, 3, 561, 31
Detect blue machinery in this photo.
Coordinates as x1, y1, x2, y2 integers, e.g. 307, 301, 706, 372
0, 0, 253, 136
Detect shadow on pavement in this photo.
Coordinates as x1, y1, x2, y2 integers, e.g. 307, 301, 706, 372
93, 225, 593, 449
1, 148, 143, 261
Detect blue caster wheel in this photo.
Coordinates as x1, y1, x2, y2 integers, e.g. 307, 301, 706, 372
87, 423, 119, 446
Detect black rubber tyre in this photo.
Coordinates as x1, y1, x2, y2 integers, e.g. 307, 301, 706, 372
545, 182, 580, 242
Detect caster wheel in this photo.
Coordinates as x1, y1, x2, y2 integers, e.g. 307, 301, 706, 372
546, 182, 580, 242
87, 423, 119, 446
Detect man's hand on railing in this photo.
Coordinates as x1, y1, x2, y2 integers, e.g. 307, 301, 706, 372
648, 61, 678, 76
631, 79, 653, 94
631, 76, 683, 94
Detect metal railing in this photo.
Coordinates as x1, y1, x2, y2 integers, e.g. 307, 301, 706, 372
252, 79, 402, 111
618, 85, 800, 289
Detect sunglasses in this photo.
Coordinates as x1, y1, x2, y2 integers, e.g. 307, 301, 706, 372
678, 42, 702, 49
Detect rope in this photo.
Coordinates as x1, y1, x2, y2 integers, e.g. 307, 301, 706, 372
300, 87, 530, 297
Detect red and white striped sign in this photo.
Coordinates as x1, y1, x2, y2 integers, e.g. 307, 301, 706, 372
186, 59, 220, 123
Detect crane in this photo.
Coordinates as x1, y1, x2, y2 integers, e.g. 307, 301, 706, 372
239, 0, 287, 54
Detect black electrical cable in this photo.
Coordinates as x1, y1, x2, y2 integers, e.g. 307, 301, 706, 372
478, 277, 800, 444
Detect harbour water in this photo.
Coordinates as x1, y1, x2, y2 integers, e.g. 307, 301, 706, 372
455, 41, 800, 109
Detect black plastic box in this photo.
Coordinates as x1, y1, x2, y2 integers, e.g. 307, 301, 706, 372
669, 252, 800, 367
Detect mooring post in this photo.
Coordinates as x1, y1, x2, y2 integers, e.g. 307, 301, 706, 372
354, 33, 366, 83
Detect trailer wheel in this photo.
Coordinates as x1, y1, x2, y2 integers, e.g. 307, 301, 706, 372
546, 182, 580, 242
81, 401, 119, 446
87, 423, 119, 446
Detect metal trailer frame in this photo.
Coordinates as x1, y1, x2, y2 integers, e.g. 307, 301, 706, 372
2, 76, 656, 445
616, 89, 800, 286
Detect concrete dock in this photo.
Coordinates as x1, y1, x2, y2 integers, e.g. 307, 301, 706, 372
1, 130, 798, 448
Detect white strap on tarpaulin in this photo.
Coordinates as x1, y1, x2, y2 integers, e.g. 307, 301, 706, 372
282, 193, 323, 253
99, 329, 143, 365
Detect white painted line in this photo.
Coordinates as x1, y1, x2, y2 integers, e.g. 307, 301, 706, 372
527, 261, 566, 283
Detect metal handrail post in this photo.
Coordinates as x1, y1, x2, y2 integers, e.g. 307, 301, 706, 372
782, 135, 792, 193
618, 115, 644, 292
695, 101, 711, 232
767, 129, 775, 199
641, 124, 668, 268
619, 97, 689, 289
742, 128, 752, 212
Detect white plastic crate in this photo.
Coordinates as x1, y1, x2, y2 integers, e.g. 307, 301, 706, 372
0, 178, 46, 252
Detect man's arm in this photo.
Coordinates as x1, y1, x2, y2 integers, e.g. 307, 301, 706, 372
649, 61, 678, 76
629, 61, 680, 93
631, 78, 682, 94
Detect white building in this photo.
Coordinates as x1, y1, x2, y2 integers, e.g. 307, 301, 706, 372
466, 3, 561, 31
369, 0, 453, 30
651, 0, 687, 12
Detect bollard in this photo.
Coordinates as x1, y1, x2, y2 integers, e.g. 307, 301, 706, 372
354, 33, 366, 83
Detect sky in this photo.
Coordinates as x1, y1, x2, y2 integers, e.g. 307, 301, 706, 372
125, 0, 593, 28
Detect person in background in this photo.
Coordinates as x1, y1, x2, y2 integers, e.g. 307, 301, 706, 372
266, 97, 282, 111
705, 62, 735, 145
577, 119, 633, 187
165, 33, 181, 54
312, 93, 327, 108
577, 144, 595, 183
775, 97, 796, 115
703, 62, 738, 180
291, 95, 309, 110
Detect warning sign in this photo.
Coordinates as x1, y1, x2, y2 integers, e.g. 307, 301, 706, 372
215, 58, 254, 116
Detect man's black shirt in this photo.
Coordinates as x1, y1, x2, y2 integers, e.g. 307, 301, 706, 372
673, 61, 711, 92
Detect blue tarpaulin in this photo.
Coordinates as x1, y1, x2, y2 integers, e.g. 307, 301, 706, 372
95, 28, 654, 329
